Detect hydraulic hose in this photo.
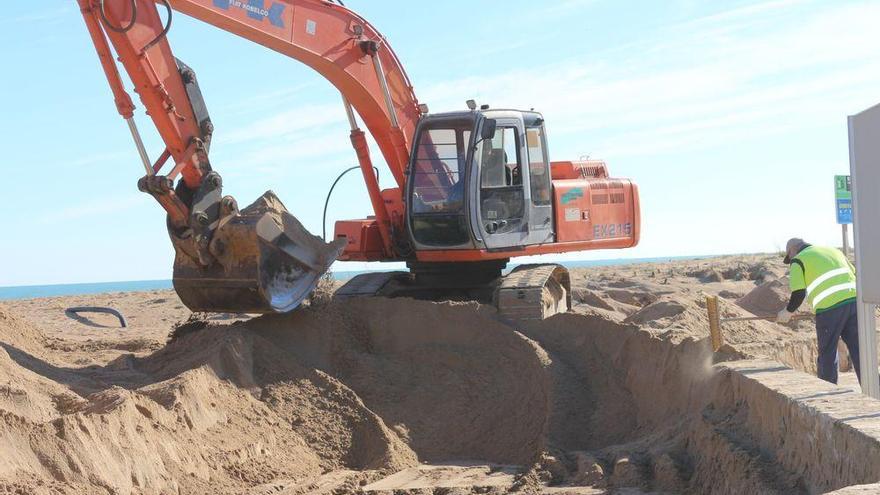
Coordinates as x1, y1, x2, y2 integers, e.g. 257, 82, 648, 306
99, 0, 137, 33
143, 0, 172, 52
323, 165, 379, 241
98, 0, 171, 53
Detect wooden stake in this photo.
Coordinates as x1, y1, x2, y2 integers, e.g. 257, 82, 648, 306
706, 295, 724, 352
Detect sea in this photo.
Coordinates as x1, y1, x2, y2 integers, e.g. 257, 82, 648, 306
0, 255, 716, 301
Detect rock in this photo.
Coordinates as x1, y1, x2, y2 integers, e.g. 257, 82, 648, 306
721, 265, 749, 281
609, 456, 646, 489
718, 290, 745, 300
540, 453, 569, 484
570, 451, 605, 486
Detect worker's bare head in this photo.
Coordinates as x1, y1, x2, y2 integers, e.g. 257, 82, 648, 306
783, 237, 807, 264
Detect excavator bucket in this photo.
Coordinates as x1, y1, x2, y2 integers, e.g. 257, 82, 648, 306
172, 191, 346, 314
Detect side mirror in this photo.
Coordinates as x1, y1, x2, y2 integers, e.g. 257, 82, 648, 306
481, 119, 497, 140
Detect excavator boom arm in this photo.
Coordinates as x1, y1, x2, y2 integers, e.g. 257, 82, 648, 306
79, 0, 421, 191
77, 0, 423, 313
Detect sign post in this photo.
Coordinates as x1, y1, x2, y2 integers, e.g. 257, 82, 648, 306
835, 175, 852, 255
848, 103, 880, 399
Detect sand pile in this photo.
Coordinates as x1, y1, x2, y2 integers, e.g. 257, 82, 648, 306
571, 279, 675, 321
0, 306, 46, 355
0, 298, 563, 494
0, 254, 846, 494
0, 292, 789, 494
247, 299, 552, 465
736, 277, 790, 317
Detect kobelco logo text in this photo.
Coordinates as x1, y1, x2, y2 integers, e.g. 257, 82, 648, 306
212, 0, 285, 28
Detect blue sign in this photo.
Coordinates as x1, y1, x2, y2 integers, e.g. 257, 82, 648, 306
560, 188, 584, 204
837, 198, 853, 224
212, 0, 285, 28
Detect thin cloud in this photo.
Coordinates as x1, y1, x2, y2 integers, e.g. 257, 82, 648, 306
205, 0, 879, 189
216, 103, 345, 145
680, 0, 810, 28
65, 151, 131, 168
215, 81, 321, 115
1, 6, 72, 26
417, 1, 880, 160
206, 0, 878, 169
38, 194, 150, 225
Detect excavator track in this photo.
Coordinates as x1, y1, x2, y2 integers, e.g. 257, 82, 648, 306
495, 264, 571, 321
335, 263, 571, 320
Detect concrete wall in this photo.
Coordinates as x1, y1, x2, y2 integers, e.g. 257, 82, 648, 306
722, 360, 880, 493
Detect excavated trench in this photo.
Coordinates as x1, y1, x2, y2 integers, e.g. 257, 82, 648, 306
0, 295, 857, 494
514, 312, 815, 494
161, 297, 818, 493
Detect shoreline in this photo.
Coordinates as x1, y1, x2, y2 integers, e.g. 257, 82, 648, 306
0, 253, 749, 301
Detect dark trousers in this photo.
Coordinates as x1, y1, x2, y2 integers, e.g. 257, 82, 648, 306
815, 301, 860, 384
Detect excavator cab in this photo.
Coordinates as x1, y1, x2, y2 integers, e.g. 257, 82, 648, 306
407, 109, 555, 253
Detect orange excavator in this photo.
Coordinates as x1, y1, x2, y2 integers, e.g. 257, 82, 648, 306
77, 0, 640, 319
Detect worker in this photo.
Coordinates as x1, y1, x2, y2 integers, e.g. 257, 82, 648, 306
777, 238, 860, 384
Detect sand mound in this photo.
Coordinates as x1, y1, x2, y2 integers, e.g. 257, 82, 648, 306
0, 305, 46, 356
737, 277, 790, 317
0, 346, 79, 423
0, 306, 78, 424
0, 292, 730, 493
0, 254, 844, 493
572, 288, 614, 310
243, 298, 552, 465
721, 259, 784, 283
0, 298, 565, 493
624, 299, 688, 326
688, 268, 724, 282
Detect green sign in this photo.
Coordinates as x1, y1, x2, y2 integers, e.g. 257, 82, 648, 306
835, 175, 852, 224
835, 175, 852, 200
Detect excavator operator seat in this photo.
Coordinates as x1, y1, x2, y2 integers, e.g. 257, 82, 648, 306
482, 149, 507, 187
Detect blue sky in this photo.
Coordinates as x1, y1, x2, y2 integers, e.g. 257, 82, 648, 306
1, 0, 878, 286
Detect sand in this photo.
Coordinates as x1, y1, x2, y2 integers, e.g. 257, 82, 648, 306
0, 254, 871, 494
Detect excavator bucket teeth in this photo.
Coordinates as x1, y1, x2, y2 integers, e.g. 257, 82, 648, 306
172, 191, 346, 314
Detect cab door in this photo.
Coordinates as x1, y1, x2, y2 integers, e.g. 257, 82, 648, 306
524, 124, 554, 244
475, 117, 529, 250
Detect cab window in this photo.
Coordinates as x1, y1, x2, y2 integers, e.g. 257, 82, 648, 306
411, 127, 470, 214
481, 127, 522, 188
478, 126, 525, 227
409, 120, 473, 246
526, 127, 551, 206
